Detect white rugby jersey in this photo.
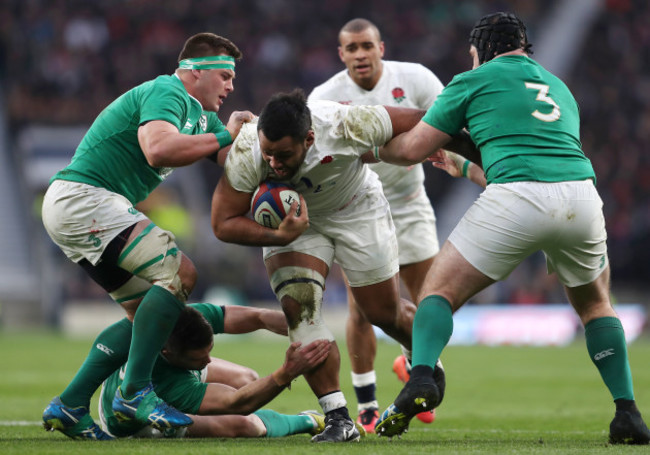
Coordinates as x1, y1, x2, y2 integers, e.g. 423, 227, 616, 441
309, 60, 444, 201
225, 100, 392, 216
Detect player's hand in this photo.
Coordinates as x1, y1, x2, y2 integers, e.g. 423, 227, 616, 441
430, 149, 464, 178
226, 110, 255, 140
276, 194, 309, 245
282, 340, 331, 378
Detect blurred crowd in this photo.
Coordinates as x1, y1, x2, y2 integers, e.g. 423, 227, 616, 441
1, 0, 648, 306
568, 0, 650, 291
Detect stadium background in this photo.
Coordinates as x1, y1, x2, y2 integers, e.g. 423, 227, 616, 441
0, 0, 647, 339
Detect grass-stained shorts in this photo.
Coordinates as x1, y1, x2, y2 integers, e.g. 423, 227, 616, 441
263, 188, 399, 287
449, 180, 608, 287
42, 180, 147, 265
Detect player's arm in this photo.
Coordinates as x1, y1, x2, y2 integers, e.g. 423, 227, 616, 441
138, 110, 254, 168
211, 174, 308, 246
359, 106, 425, 163
376, 107, 481, 167
384, 106, 427, 137
197, 340, 330, 415
374, 120, 450, 165
223, 305, 288, 336
445, 129, 482, 168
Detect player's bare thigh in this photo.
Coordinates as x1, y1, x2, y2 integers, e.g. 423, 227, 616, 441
399, 256, 435, 303
264, 251, 329, 278
418, 241, 495, 311
349, 274, 401, 324
205, 357, 259, 389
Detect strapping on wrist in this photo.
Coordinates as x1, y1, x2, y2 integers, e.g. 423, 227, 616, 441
461, 159, 471, 178
373, 146, 381, 162
271, 369, 292, 389
215, 130, 233, 149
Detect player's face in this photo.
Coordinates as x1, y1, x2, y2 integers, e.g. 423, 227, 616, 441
194, 65, 235, 112
469, 45, 480, 69
259, 130, 314, 180
338, 27, 385, 90
163, 340, 214, 371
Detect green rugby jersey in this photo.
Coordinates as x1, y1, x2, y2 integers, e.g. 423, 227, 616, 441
101, 303, 225, 437
52, 75, 227, 205
423, 55, 595, 184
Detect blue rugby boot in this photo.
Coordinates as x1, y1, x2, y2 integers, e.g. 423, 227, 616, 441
112, 383, 192, 430
42, 396, 114, 440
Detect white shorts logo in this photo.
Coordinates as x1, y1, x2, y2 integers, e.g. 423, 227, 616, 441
594, 348, 615, 361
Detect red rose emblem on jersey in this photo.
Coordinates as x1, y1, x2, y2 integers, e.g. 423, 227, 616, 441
392, 87, 406, 103
320, 156, 333, 164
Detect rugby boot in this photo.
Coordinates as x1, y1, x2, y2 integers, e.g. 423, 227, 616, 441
376, 374, 440, 438
609, 409, 650, 445
356, 407, 379, 434
311, 413, 362, 442
42, 396, 114, 440
112, 383, 192, 430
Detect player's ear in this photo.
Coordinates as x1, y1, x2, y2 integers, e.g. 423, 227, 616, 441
379, 41, 385, 58
305, 130, 315, 147
338, 46, 345, 63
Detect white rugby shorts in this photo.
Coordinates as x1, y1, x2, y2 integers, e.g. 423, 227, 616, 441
449, 180, 608, 287
42, 180, 147, 265
389, 187, 439, 265
263, 189, 399, 287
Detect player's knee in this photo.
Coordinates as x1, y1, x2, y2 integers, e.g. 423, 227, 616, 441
230, 367, 259, 388
364, 306, 399, 331
269, 266, 334, 344
177, 253, 198, 295
269, 266, 325, 312
116, 223, 194, 302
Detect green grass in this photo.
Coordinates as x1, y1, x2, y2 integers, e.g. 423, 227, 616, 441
1, 331, 649, 454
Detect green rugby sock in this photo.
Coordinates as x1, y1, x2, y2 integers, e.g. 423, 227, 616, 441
412, 295, 454, 369
254, 410, 315, 437
121, 286, 184, 397
60, 318, 132, 408
585, 316, 635, 401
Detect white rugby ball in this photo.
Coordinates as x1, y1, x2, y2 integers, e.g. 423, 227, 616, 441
251, 181, 300, 229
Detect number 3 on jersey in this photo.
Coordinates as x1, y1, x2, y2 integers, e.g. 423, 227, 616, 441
525, 82, 561, 122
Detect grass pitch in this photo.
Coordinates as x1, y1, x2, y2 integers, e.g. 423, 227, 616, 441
0, 330, 649, 454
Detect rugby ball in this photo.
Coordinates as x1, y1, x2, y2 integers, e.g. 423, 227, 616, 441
251, 181, 300, 229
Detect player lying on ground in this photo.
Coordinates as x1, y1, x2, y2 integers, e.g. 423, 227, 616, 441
45, 303, 330, 439
374, 12, 650, 445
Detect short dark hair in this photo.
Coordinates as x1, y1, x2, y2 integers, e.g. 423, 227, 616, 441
164, 306, 213, 353
178, 32, 242, 62
469, 12, 532, 64
257, 89, 312, 142
339, 18, 381, 43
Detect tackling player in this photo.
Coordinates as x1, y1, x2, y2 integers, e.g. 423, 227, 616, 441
41, 32, 254, 439
374, 12, 650, 445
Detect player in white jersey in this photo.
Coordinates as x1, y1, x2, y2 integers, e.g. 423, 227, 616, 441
308, 18, 444, 431
210, 88, 433, 443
